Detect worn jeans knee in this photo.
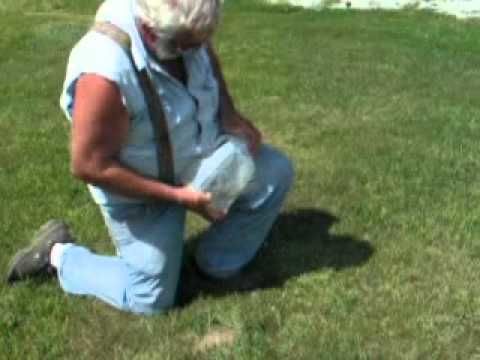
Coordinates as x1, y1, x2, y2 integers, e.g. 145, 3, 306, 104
100, 204, 185, 315
122, 242, 182, 315
124, 269, 176, 315
271, 149, 295, 194
244, 146, 295, 209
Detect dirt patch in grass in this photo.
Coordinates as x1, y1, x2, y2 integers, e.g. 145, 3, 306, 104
193, 327, 238, 353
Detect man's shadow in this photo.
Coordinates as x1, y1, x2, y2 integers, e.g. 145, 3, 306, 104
180, 208, 374, 304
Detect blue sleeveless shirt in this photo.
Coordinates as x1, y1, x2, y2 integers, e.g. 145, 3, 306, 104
60, 0, 222, 205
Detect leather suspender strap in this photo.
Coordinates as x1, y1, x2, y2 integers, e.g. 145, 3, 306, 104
91, 21, 175, 184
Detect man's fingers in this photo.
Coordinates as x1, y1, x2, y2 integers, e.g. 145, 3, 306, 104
247, 131, 262, 156
246, 126, 262, 154
248, 142, 258, 156
198, 192, 212, 205
256, 128, 263, 143
191, 191, 212, 207
201, 192, 212, 202
177, 186, 212, 207
205, 206, 227, 221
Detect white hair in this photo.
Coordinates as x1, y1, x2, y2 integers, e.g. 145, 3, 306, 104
134, 0, 221, 37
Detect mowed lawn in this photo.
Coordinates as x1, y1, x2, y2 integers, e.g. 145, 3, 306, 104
2, 0, 480, 358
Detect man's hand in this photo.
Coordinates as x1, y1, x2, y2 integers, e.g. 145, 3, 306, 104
222, 111, 263, 156
174, 185, 227, 222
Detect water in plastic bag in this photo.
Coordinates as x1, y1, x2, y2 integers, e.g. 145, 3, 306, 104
181, 137, 255, 211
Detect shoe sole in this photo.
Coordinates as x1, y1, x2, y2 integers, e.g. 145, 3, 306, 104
6, 246, 42, 283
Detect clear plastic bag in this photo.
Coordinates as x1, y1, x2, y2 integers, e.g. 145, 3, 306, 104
181, 137, 255, 211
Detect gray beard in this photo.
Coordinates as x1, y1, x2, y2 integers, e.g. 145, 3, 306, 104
152, 40, 183, 60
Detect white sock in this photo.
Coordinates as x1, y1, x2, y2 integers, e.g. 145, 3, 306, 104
50, 243, 73, 269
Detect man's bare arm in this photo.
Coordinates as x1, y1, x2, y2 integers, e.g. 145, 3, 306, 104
206, 42, 236, 121
71, 74, 210, 207
206, 43, 263, 154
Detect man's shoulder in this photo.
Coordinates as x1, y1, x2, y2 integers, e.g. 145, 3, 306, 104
62, 29, 140, 103
69, 30, 131, 72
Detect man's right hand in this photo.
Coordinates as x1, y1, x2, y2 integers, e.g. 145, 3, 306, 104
174, 185, 227, 222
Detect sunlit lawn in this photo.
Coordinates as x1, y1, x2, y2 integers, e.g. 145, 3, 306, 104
1, 1, 480, 358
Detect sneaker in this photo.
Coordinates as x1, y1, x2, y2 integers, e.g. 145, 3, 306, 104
6, 219, 75, 284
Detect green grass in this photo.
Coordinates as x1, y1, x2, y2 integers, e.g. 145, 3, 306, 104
2, 0, 480, 358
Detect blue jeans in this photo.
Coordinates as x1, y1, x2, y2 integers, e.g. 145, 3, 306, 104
57, 145, 294, 315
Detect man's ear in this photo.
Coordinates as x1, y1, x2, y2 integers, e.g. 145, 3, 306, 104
138, 22, 157, 46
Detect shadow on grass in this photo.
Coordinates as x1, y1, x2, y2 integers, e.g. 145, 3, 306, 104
179, 208, 374, 305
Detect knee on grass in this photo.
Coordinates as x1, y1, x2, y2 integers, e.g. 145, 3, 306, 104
123, 260, 179, 315
124, 275, 177, 315
272, 151, 295, 193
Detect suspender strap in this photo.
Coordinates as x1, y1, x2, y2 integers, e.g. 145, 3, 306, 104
92, 21, 175, 184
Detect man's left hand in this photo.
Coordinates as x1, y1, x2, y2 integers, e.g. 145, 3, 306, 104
222, 111, 263, 156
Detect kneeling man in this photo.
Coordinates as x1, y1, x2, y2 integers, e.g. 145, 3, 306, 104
7, 0, 294, 315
